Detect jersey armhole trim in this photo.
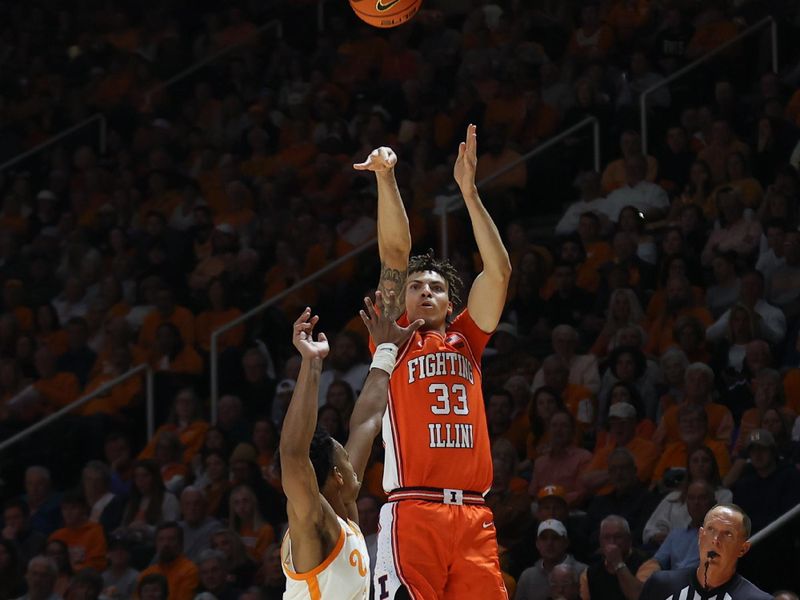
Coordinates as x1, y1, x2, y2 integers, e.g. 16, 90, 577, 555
283, 524, 346, 581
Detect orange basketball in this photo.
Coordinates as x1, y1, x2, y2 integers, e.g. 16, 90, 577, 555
349, 0, 422, 28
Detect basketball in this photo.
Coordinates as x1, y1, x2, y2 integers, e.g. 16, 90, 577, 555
349, 0, 422, 28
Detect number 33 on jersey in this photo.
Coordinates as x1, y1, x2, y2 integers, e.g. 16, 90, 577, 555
378, 310, 493, 494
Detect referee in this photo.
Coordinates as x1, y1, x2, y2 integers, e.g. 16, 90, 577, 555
640, 504, 771, 600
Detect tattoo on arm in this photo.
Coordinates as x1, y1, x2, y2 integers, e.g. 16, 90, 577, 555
378, 262, 407, 320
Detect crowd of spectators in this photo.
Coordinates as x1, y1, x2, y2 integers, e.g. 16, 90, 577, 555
1, 0, 800, 598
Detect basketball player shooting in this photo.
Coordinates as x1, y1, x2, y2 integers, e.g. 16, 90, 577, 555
353, 124, 512, 599
279, 296, 423, 599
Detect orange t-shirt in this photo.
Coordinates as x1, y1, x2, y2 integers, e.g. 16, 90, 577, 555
151, 346, 204, 375
80, 373, 143, 416
49, 521, 107, 572
645, 306, 713, 356
37, 330, 69, 357
376, 310, 493, 493
139, 421, 211, 464
733, 406, 796, 454
651, 438, 731, 483
653, 402, 734, 447
195, 308, 245, 353
34, 372, 81, 410
583, 436, 660, 495
782, 369, 800, 415
138, 556, 199, 600
240, 523, 276, 562
138, 306, 195, 350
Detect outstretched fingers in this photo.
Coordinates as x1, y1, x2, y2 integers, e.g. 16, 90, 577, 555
466, 123, 477, 157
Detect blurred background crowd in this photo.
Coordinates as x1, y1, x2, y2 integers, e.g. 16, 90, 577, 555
1, 0, 800, 598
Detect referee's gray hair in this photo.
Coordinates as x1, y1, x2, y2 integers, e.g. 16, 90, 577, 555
600, 515, 631, 536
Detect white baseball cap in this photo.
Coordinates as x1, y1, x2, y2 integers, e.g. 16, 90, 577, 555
608, 402, 637, 420
537, 519, 568, 537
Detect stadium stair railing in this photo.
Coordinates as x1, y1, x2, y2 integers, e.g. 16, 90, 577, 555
143, 19, 284, 107
640, 15, 778, 155
0, 113, 107, 174
0, 364, 154, 454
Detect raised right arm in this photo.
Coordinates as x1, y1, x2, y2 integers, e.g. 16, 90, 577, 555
279, 310, 327, 528
355, 147, 410, 319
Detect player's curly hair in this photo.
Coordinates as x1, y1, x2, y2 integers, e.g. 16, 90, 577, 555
407, 250, 464, 308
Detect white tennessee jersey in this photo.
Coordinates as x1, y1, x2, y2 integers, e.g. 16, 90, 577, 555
281, 516, 370, 600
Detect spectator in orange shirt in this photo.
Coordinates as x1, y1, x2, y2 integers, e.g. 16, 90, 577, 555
140, 387, 210, 464
195, 278, 244, 353
32, 346, 81, 413
733, 369, 795, 454
582, 401, 659, 495
475, 128, 527, 195
601, 130, 659, 194
150, 323, 203, 376
3, 279, 33, 331
138, 286, 195, 352
595, 381, 656, 445
651, 404, 732, 485
33, 303, 68, 358
577, 212, 615, 284
137, 522, 199, 600
653, 363, 733, 447
151, 431, 190, 495
516, 87, 560, 147
697, 119, 750, 185
228, 484, 275, 563
645, 275, 713, 356
539, 355, 596, 434
49, 489, 107, 573
686, 8, 739, 60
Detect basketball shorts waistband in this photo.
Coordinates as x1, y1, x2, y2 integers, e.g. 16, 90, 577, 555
386, 487, 485, 506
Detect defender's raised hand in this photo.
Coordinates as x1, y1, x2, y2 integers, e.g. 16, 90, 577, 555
360, 291, 424, 347
292, 308, 328, 360
354, 146, 398, 173
454, 123, 478, 192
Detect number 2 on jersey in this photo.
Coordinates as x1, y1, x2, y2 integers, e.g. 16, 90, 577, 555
428, 383, 469, 415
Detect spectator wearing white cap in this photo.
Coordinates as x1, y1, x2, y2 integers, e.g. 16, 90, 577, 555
515, 519, 587, 600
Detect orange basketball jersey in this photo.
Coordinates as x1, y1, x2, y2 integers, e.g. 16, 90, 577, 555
377, 310, 493, 494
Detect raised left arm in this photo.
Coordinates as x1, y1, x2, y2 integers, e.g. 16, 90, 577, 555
455, 125, 512, 332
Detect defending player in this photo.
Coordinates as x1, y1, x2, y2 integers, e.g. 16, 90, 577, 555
280, 295, 423, 599
353, 124, 512, 599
